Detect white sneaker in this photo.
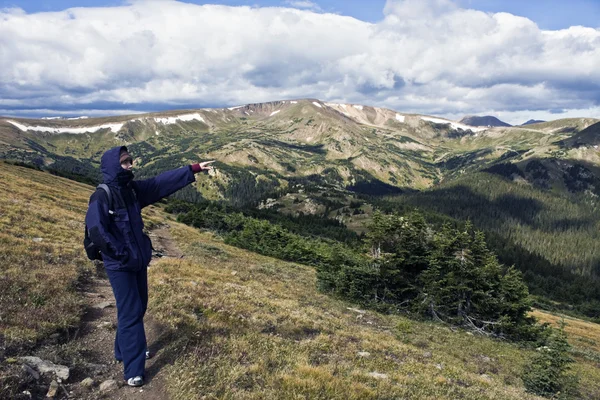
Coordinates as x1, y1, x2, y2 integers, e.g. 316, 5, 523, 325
127, 376, 144, 387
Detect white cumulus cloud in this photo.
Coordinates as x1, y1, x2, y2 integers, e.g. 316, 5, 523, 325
0, 0, 599, 124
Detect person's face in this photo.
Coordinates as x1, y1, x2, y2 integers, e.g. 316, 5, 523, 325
121, 160, 133, 170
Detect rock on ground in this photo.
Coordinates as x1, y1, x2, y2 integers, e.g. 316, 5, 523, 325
99, 379, 119, 393
18, 357, 69, 381
46, 380, 59, 398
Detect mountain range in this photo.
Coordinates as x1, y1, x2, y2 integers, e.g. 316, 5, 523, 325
2, 99, 598, 199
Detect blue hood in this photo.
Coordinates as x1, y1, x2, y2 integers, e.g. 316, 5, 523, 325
101, 146, 132, 186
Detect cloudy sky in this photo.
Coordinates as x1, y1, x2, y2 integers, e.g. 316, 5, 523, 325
1, 0, 599, 124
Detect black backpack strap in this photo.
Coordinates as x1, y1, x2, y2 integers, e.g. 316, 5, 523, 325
97, 184, 114, 215
131, 187, 138, 205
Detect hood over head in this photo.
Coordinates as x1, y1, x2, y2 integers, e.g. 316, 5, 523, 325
101, 146, 134, 186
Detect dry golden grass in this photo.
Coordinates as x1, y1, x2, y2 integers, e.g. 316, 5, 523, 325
148, 223, 551, 399
0, 162, 94, 346
0, 162, 163, 347
531, 309, 600, 399
532, 309, 600, 354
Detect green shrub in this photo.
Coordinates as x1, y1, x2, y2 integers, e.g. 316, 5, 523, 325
320, 212, 537, 339
523, 322, 579, 398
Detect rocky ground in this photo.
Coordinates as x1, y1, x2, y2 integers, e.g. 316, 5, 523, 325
11, 226, 182, 399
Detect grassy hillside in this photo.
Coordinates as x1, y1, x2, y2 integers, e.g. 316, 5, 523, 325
0, 162, 93, 346
2, 162, 600, 399
154, 225, 546, 400
0, 162, 165, 347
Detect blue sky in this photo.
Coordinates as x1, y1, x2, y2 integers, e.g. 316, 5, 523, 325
1, 0, 599, 123
4, 0, 599, 30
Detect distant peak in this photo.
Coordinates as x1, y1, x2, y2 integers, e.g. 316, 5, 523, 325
521, 119, 546, 126
459, 115, 511, 127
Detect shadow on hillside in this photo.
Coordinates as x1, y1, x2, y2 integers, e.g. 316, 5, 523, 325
143, 327, 182, 382
404, 183, 595, 232
256, 139, 327, 155
436, 149, 494, 171
346, 169, 412, 196
554, 121, 600, 148
396, 182, 600, 277
348, 180, 405, 195
549, 217, 596, 232
143, 321, 231, 383
403, 185, 540, 227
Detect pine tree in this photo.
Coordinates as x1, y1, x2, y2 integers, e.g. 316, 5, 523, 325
523, 321, 579, 398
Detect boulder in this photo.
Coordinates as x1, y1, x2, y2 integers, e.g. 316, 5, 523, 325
19, 357, 69, 381
99, 379, 119, 393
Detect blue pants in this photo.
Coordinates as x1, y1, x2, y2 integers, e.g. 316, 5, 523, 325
106, 268, 148, 380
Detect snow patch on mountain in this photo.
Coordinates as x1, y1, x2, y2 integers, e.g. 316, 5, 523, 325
6, 112, 206, 134
269, 110, 281, 116
312, 101, 323, 108
153, 113, 205, 124
6, 120, 124, 134
395, 114, 405, 123
40, 116, 89, 120
420, 116, 487, 132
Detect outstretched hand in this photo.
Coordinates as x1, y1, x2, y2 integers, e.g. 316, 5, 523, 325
199, 160, 216, 171
191, 160, 216, 173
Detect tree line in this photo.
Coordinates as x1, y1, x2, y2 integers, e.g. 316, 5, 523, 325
371, 172, 600, 321
166, 200, 540, 341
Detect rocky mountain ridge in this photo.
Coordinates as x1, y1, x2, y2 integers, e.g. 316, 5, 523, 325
1, 99, 599, 205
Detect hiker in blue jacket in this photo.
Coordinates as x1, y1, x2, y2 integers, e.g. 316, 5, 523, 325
85, 146, 214, 387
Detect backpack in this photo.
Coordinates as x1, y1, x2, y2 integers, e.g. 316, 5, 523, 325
83, 184, 115, 261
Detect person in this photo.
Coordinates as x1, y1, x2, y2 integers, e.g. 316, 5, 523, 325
85, 146, 214, 387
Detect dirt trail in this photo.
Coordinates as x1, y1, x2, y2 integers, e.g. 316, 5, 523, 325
61, 226, 182, 400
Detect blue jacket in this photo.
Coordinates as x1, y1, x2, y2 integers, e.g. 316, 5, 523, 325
85, 146, 195, 271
